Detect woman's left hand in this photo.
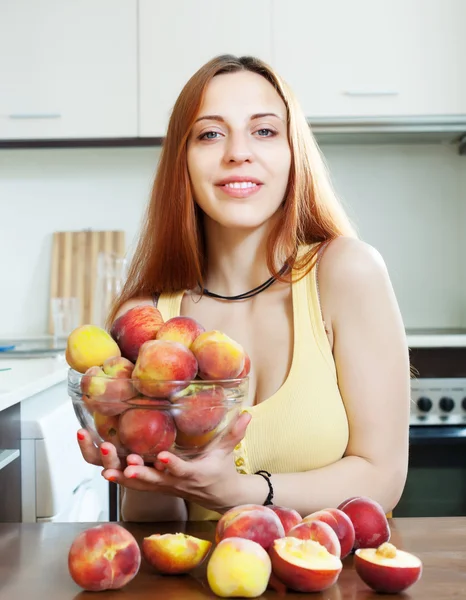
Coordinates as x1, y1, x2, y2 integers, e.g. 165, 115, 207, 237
102, 411, 252, 511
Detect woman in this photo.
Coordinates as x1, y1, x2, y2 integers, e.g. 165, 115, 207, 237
78, 55, 410, 522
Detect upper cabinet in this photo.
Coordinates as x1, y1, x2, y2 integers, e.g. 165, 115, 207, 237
0, 0, 138, 139
272, 0, 466, 119
138, 0, 273, 137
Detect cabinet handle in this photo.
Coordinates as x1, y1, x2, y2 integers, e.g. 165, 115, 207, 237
8, 113, 61, 120
0, 449, 20, 471
342, 89, 399, 97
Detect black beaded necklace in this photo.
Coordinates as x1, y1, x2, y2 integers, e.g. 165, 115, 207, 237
201, 263, 289, 301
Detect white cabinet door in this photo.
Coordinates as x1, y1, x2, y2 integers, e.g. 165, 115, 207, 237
139, 0, 273, 137
0, 0, 138, 139
272, 0, 466, 118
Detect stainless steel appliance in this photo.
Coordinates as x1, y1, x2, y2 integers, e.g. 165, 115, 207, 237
395, 337, 466, 518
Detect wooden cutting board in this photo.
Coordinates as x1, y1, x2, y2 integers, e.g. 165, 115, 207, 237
48, 230, 126, 334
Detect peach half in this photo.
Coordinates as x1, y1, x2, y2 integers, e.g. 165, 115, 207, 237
354, 542, 422, 594
215, 504, 285, 550
338, 496, 390, 550
288, 520, 341, 557
207, 537, 271, 598
303, 508, 355, 559
68, 523, 141, 591
142, 533, 211, 575
270, 537, 342, 593
269, 505, 303, 534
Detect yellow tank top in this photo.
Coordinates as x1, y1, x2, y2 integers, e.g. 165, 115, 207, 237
157, 246, 349, 520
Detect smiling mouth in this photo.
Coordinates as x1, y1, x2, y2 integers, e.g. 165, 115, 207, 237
217, 181, 263, 198
221, 181, 259, 189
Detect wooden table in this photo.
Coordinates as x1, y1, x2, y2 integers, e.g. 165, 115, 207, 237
0, 518, 465, 599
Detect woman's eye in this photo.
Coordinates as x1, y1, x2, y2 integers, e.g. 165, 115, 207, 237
199, 131, 220, 140
256, 128, 276, 137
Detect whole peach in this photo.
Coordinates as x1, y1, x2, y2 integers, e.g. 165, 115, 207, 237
269, 506, 303, 534
68, 523, 140, 591
110, 305, 164, 362
66, 325, 121, 374
132, 340, 198, 397
237, 352, 251, 378
93, 412, 121, 447
80, 356, 136, 416
155, 316, 205, 348
216, 504, 285, 550
171, 384, 227, 436
191, 330, 245, 380
337, 496, 390, 550
288, 520, 341, 557
118, 408, 176, 456
303, 508, 355, 559
142, 533, 212, 574
207, 537, 271, 598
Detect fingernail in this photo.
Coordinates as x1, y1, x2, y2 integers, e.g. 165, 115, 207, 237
100, 447, 109, 456
77, 432, 85, 441
129, 472, 138, 478
107, 476, 116, 482
159, 457, 169, 464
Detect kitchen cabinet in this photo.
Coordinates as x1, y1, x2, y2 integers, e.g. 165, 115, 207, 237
272, 0, 466, 119
138, 0, 273, 137
0, 0, 138, 140
0, 404, 21, 522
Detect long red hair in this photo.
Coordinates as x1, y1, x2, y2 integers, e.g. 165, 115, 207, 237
108, 54, 357, 325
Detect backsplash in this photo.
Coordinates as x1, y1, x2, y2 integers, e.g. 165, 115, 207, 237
0, 143, 464, 336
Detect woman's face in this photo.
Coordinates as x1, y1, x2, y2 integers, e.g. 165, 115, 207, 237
187, 71, 291, 231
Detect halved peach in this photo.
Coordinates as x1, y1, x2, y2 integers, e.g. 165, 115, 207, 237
354, 542, 422, 593
270, 537, 342, 593
142, 533, 212, 574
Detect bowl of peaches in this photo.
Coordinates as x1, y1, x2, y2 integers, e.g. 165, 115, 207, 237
66, 306, 250, 460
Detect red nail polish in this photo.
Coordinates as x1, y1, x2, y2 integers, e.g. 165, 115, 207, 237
77, 432, 85, 441
129, 472, 138, 478
101, 447, 109, 456
107, 476, 116, 482
159, 457, 169, 464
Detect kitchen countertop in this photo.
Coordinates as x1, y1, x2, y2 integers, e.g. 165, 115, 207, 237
0, 518, 464, 599
0, 355, 69, 412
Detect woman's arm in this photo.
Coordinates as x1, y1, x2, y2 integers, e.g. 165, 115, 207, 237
232, 238, 411, 515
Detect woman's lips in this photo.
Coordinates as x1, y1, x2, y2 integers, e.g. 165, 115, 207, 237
217, 183, 263, 198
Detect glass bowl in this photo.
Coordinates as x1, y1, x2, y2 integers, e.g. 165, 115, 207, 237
68, 368, 248, 460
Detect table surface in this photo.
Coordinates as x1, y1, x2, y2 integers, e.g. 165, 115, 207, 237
0, 517, 465, 599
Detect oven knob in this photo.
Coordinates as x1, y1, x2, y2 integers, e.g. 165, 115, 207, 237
416, 397, 432, 412
439, 397, 455, 412
462, 397, 466, 411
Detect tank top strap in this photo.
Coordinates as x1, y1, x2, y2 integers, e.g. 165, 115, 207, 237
155, 291, 184, 321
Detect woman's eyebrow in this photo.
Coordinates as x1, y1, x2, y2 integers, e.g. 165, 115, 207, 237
194, 112, 284, 124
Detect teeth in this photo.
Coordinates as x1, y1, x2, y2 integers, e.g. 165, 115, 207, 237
224, 182, 258, 189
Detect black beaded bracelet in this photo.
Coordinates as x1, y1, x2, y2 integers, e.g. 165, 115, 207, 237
255, 470, 274, 506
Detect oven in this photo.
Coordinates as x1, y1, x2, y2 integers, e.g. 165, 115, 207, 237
394, 342, 466, 518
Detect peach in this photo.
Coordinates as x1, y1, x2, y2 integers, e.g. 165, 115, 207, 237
142, 532, 211, 574
269, 506, 302, 534
171, 384, 227, 436
207, 537, 271, 598
155, 316, 205, 348
216, 504, 285, 550
118, 408, 176, 456
354, 542, 422, 594
80, 356, 136, 416
303, 508, 355, 559
270, 537, 342, 593
68, 523, 141, 591
175, 427, 218, 449
93, 412, 121, 447
66, 324, 121, 374
132, 340, 198, 397
288, 520, 341, 558
110, 305, 164, 362
191, 330, 245, 380
337, 496, 390, 550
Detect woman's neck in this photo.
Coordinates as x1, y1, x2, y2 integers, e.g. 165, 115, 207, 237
201, 218, 279, 297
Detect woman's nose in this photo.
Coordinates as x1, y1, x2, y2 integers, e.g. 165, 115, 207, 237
223, 132, 254, 163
